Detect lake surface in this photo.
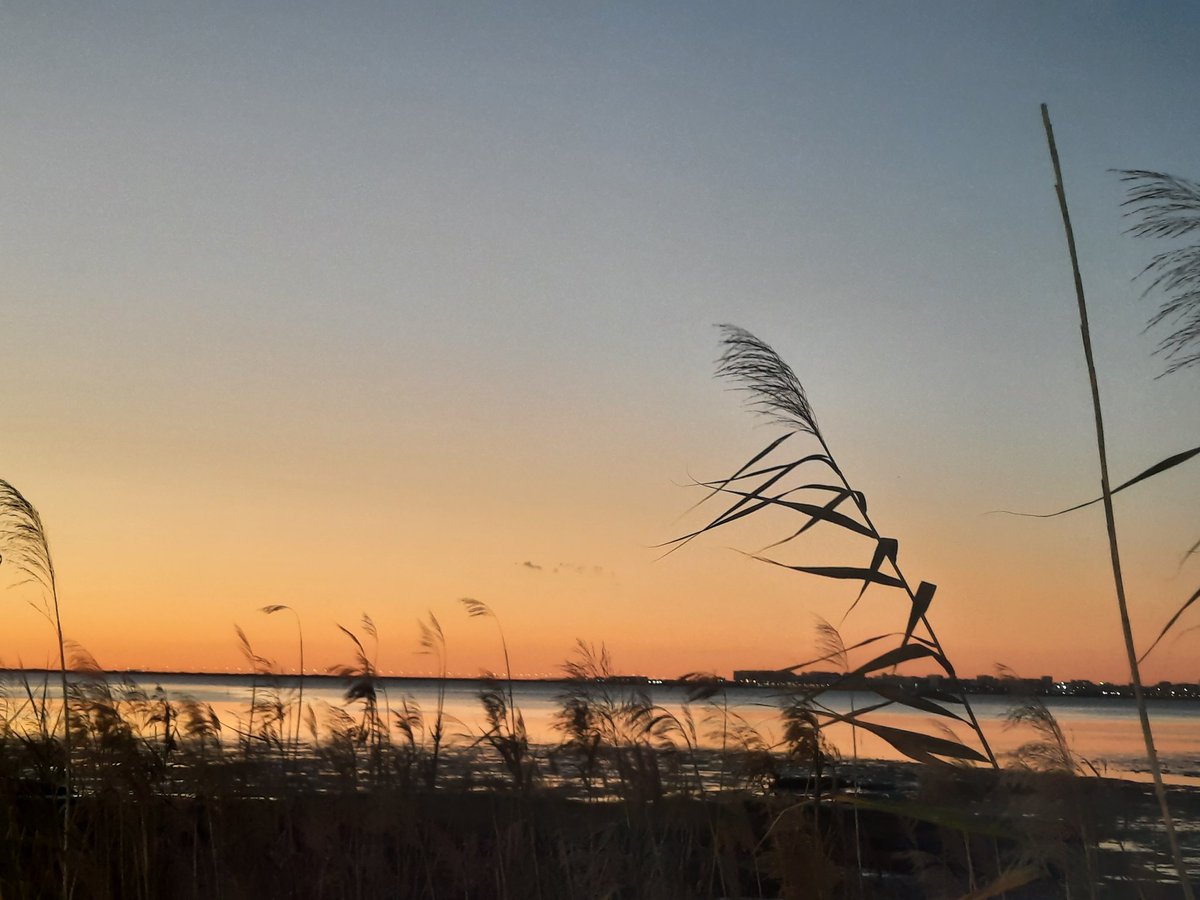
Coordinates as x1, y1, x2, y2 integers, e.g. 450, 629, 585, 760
6, 673, 1199, 786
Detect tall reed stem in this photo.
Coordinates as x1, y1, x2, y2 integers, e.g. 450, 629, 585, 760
49, 565, 73, 899
1041, 103, 1194, 899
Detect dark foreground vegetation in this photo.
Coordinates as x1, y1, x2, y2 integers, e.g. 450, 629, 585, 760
4, 766, 1198, 900
1, 655, 1197, 900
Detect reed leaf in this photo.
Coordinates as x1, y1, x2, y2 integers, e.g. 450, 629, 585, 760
844, 642, 953, 679
782, 631, 937, 673
756, 487, 869, 555
747, 556, 905, 589
903, 581, 937, 646
661, 476, 874, 554
836, 717, 987, 764
838, 675, 968, 723
844, 537, 899, 618
996, 445, 1200, 517
1138, 585, 1200, 663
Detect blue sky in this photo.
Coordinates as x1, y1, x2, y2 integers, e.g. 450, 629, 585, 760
1, 3, 1197, 680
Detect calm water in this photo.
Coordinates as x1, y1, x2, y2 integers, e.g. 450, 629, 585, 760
7, 673, 1199, 785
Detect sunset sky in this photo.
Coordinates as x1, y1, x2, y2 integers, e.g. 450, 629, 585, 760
2, 3, 1197, 684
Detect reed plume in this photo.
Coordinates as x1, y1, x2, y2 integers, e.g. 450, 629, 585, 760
0, 479, 73, 892
716, 325, 821, 436
1116, 169, 1200, 374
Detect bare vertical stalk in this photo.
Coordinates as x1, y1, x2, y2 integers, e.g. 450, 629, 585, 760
1041, 103, 1194, 899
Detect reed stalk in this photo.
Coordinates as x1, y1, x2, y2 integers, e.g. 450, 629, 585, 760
1040, 102, 1194, 900
262, 604, 305, 760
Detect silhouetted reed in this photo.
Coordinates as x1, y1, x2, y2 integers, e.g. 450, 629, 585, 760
1044, 106, 1193, 897
666, 325, 997, 769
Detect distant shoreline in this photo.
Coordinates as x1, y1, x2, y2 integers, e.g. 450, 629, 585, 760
3, 667, 1198, 701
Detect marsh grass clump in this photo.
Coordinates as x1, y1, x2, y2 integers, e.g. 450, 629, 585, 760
460, 599, 539, 791
0, 629, 1187, 897
552, 640, 666, 801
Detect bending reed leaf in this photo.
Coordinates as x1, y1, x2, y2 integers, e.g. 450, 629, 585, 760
903, 581, 937, 646
995, 445, 1200, 518
1138, 585, 1200, 663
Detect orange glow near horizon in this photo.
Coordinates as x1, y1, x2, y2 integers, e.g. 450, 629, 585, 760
2, 5, 1198, 694
4, 426, 1196, 687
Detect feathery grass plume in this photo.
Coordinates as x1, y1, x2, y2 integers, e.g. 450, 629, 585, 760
670, 326, 997, 768
0, 484, 67, 708
716, 324, 821, 437
1116, 169, 1200, 374
1005, 698, 1083, 776
1139, 585, 1200, 664
0, 479, 73, 890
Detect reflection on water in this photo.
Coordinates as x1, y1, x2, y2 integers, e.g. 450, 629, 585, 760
4, 673, 1198, 785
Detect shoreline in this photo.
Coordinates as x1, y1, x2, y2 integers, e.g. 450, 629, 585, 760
4, 667, 1198, 702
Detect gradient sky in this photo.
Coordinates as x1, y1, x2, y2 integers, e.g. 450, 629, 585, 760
2, 3, 1197, 683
